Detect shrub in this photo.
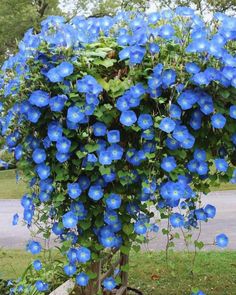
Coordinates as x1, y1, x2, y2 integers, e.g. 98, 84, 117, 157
0, 7, 236, 294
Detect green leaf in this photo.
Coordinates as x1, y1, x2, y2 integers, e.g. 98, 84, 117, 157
99, 166, 111, 175
123, 224, 133, 235
84, 143, 99, 153
120, 245, 130, 255
93, 58, 116, 68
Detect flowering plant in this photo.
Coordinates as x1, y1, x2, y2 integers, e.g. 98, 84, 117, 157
1, 6, 236, 294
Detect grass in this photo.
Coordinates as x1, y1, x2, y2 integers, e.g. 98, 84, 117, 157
0, 169, 27, 199
1, 250, 236, 295
0, 169, 235, 200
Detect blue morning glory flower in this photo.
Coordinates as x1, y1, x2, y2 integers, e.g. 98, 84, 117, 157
49, 95, 67, 112
27, 106, 41, 123
64, 264, 76, 276
67, 183, 82, 199
35, 163, 50, 180
196, 162, 208, 175
185, 62, 200, 74
129, 46, 146, 64
173, 125, 189, 142
67, 106, 85, 123
56, 137, 71, 154
57, 61, 74, 77
62, 211, 78, 228
32, 148, 46, 164
137, 114, 153, 130
120, 110, 137, 127
170, 213, 184, 228
162, 69, 176, 87
77, 247, 91, 263
35, 281, 48, 292
103, 277, 117, 291
108, 144, 124, 161
161, 156, 177, 172
52, 222, 64, 235
211, 113, 226, 129
204, 204, 216, 218
230, 105, 236, 119
47, 121, 63, 142
27, 240, 42, 255
134, 220, 147, 235
76, 273, 89, 287
76, 75, 102, 95
88, 185, 104, 201
29, 90, 49, 107
116, 95, 130, 111
215, 233, 229, 248
194, 149, 207, 162
169, 104, 181, 119
99, 150, 112, 165
93, 122, 107, 136
159, 24, 175, 39
33, 259, 42, 271
214, 158, 228, 172
195, 208, 207, 221
56, 152, 70, 163
107, 130, 120, 143
12, 213, 19, 225
159, 117, 176, 133
106, 193, 122, 210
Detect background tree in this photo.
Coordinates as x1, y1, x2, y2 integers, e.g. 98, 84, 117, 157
0, 0, 60, 62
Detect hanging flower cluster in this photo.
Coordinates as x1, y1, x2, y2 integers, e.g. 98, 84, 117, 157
1, 6, 236, 294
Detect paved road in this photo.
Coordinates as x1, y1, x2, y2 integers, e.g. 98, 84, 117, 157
0, 191, 236, 250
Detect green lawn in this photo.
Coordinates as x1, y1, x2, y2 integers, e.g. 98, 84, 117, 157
1, 250, 236, 295
0, 169, 235, 200
0, 169, 27, 199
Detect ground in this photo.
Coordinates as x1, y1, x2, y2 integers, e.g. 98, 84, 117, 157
1, 250, 236, 295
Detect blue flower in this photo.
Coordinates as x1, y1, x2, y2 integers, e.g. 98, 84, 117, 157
76, 75, 102, 95
173, 125, 189, 142
130, 83, 146, 98
170, 213, 184, 228
211, 113, 226, 129
99, 150, 112, 165
196, 162, 208, 175
56, 137, 71, 153
77, 247, 91, 263
161, 156, 177, 172
169, 104, 181, 119
107, 130, 120, 143
32, 148, 46, 164
195, 208, 207, 221
76, 273, 89, 287
57, 61, 74, 77
106, 194, 122, 210
204, 204, 216, 218
67, 183, 82, 199
103, 277, 117, 291
88, 185, 104, 201
33, 260, 42, 271
47, 122, 63, 142
230, 105, 236, 119
67, 106, 85, 123
194, 149, 206, 162
93, 122, 107, 136
62, 211, 78, 228
49, 95, 67, 112
64, 264, 76, 276
35, 163, 50, 180
27, 240, 42, 254
56, 152, 70, 163
27, 106, 41, 123
134, 220, 147, 234
35, 281, 48, 292
120, 110, 137, 126
159, 117, 176, 133
215, 233, 229, 248
116, 95, 130, 111
214, 158, 228, 172
129, 46, 146, 64
162, 69, 176, 87
159, 24, 175, 39
108, 144, 124, 161
29, 90, 49, 107
12, 213, 19, 225
137, 114, 153, 130
46, 67, 64, 83
185, 62, 200, 74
